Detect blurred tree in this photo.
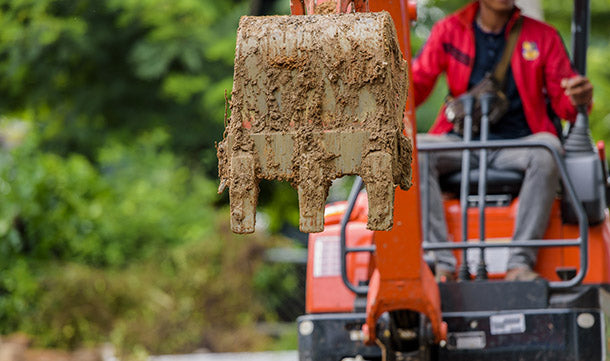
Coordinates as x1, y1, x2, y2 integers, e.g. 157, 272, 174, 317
250, 0, 280, 15
0, 0, 247, 174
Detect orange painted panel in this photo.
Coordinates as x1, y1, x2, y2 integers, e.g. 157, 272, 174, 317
444, 199, 610, 283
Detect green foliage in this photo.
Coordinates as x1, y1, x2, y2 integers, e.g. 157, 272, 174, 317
0, 120, 298, 354
259, 181, 300, 232
0, 122, 221, 346
18, 217, 279, 355
0, 124, 214, 269
253, 262, 300, 320
411, 1, 457, 132
267, 324, 299, 351
0, 0, 246, 172
589, 44, 610, 145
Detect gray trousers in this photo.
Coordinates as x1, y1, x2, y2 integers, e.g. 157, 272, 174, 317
418, 132, 562, 272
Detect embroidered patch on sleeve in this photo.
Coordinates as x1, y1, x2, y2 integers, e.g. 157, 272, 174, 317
522, 41, 539, 61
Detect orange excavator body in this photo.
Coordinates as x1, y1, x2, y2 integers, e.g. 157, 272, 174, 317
298, 1, 610, 360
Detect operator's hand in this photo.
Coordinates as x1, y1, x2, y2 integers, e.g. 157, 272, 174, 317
561, 75, 593, 107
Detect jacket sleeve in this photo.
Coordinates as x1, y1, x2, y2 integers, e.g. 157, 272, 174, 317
543, 30, 580, 122
412, 22, 448, 107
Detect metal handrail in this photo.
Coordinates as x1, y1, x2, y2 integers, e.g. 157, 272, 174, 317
339, 140, 589, 293
418, 140, 589, 290
423, 240, 582, 250
339, 176, 371, 295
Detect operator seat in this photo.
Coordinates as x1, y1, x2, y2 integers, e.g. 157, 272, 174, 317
439, 168, 524, 197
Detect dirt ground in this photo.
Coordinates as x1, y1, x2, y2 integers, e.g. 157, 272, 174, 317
0, 334, 110, 361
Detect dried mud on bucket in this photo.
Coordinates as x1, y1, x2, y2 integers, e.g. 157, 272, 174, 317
217, 11, 413, 234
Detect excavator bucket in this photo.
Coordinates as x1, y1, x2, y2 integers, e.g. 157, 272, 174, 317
217, 11, 412, 234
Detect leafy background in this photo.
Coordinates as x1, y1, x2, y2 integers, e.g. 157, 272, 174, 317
0, 0, 608, 358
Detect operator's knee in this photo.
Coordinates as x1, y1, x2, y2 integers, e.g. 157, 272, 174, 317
528, 133, 561, 177
531, 132, 562, 153
529, 149, 558, 178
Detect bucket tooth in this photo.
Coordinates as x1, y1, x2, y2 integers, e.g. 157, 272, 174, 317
362, 151, 395, 231
229, 153, 258, 234
297, 162, 328, 233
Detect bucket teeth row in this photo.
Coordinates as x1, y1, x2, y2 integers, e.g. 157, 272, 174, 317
218, 12, 412, 234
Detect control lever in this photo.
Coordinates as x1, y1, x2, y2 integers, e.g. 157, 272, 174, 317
458, 94, 474, 282
476, 93, 494, 280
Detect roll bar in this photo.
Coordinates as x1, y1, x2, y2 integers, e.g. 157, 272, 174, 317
572, 0, 590, 76
339, 176, 369, 296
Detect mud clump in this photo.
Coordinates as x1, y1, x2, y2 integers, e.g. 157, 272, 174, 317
218, 12, 412, 234
314, 1, 337, 14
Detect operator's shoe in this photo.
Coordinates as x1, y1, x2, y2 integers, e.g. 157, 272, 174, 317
436, 268, 456, 282
505, 267, 541, 281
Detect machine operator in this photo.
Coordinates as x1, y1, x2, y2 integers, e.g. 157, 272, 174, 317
412, 0, 593, 281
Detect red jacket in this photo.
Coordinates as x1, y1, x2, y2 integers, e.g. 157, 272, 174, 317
413, 1, 579, 135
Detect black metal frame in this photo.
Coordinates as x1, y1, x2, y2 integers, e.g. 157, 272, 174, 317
420, 140, 588, 290
572, 0, 590, 76
340, 139, 589, 297
339, 176, 369, 295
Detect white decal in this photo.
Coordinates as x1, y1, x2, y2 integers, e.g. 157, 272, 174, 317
449, 331, 486, 350
313, 236, 341, 277
490, 313, 526, 335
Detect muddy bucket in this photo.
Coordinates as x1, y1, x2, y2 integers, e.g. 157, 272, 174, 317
218, 11, 412, 234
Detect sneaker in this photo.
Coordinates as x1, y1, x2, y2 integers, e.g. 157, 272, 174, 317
436, 268, 455, 282
505, 267, 541, 281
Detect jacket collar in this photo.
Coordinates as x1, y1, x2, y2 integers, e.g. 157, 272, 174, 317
455, 1, 522, 35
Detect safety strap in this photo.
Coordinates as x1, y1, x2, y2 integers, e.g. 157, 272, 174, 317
492, 16, 523, 87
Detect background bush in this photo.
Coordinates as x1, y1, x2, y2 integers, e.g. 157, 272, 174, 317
0, 122, 287, 353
